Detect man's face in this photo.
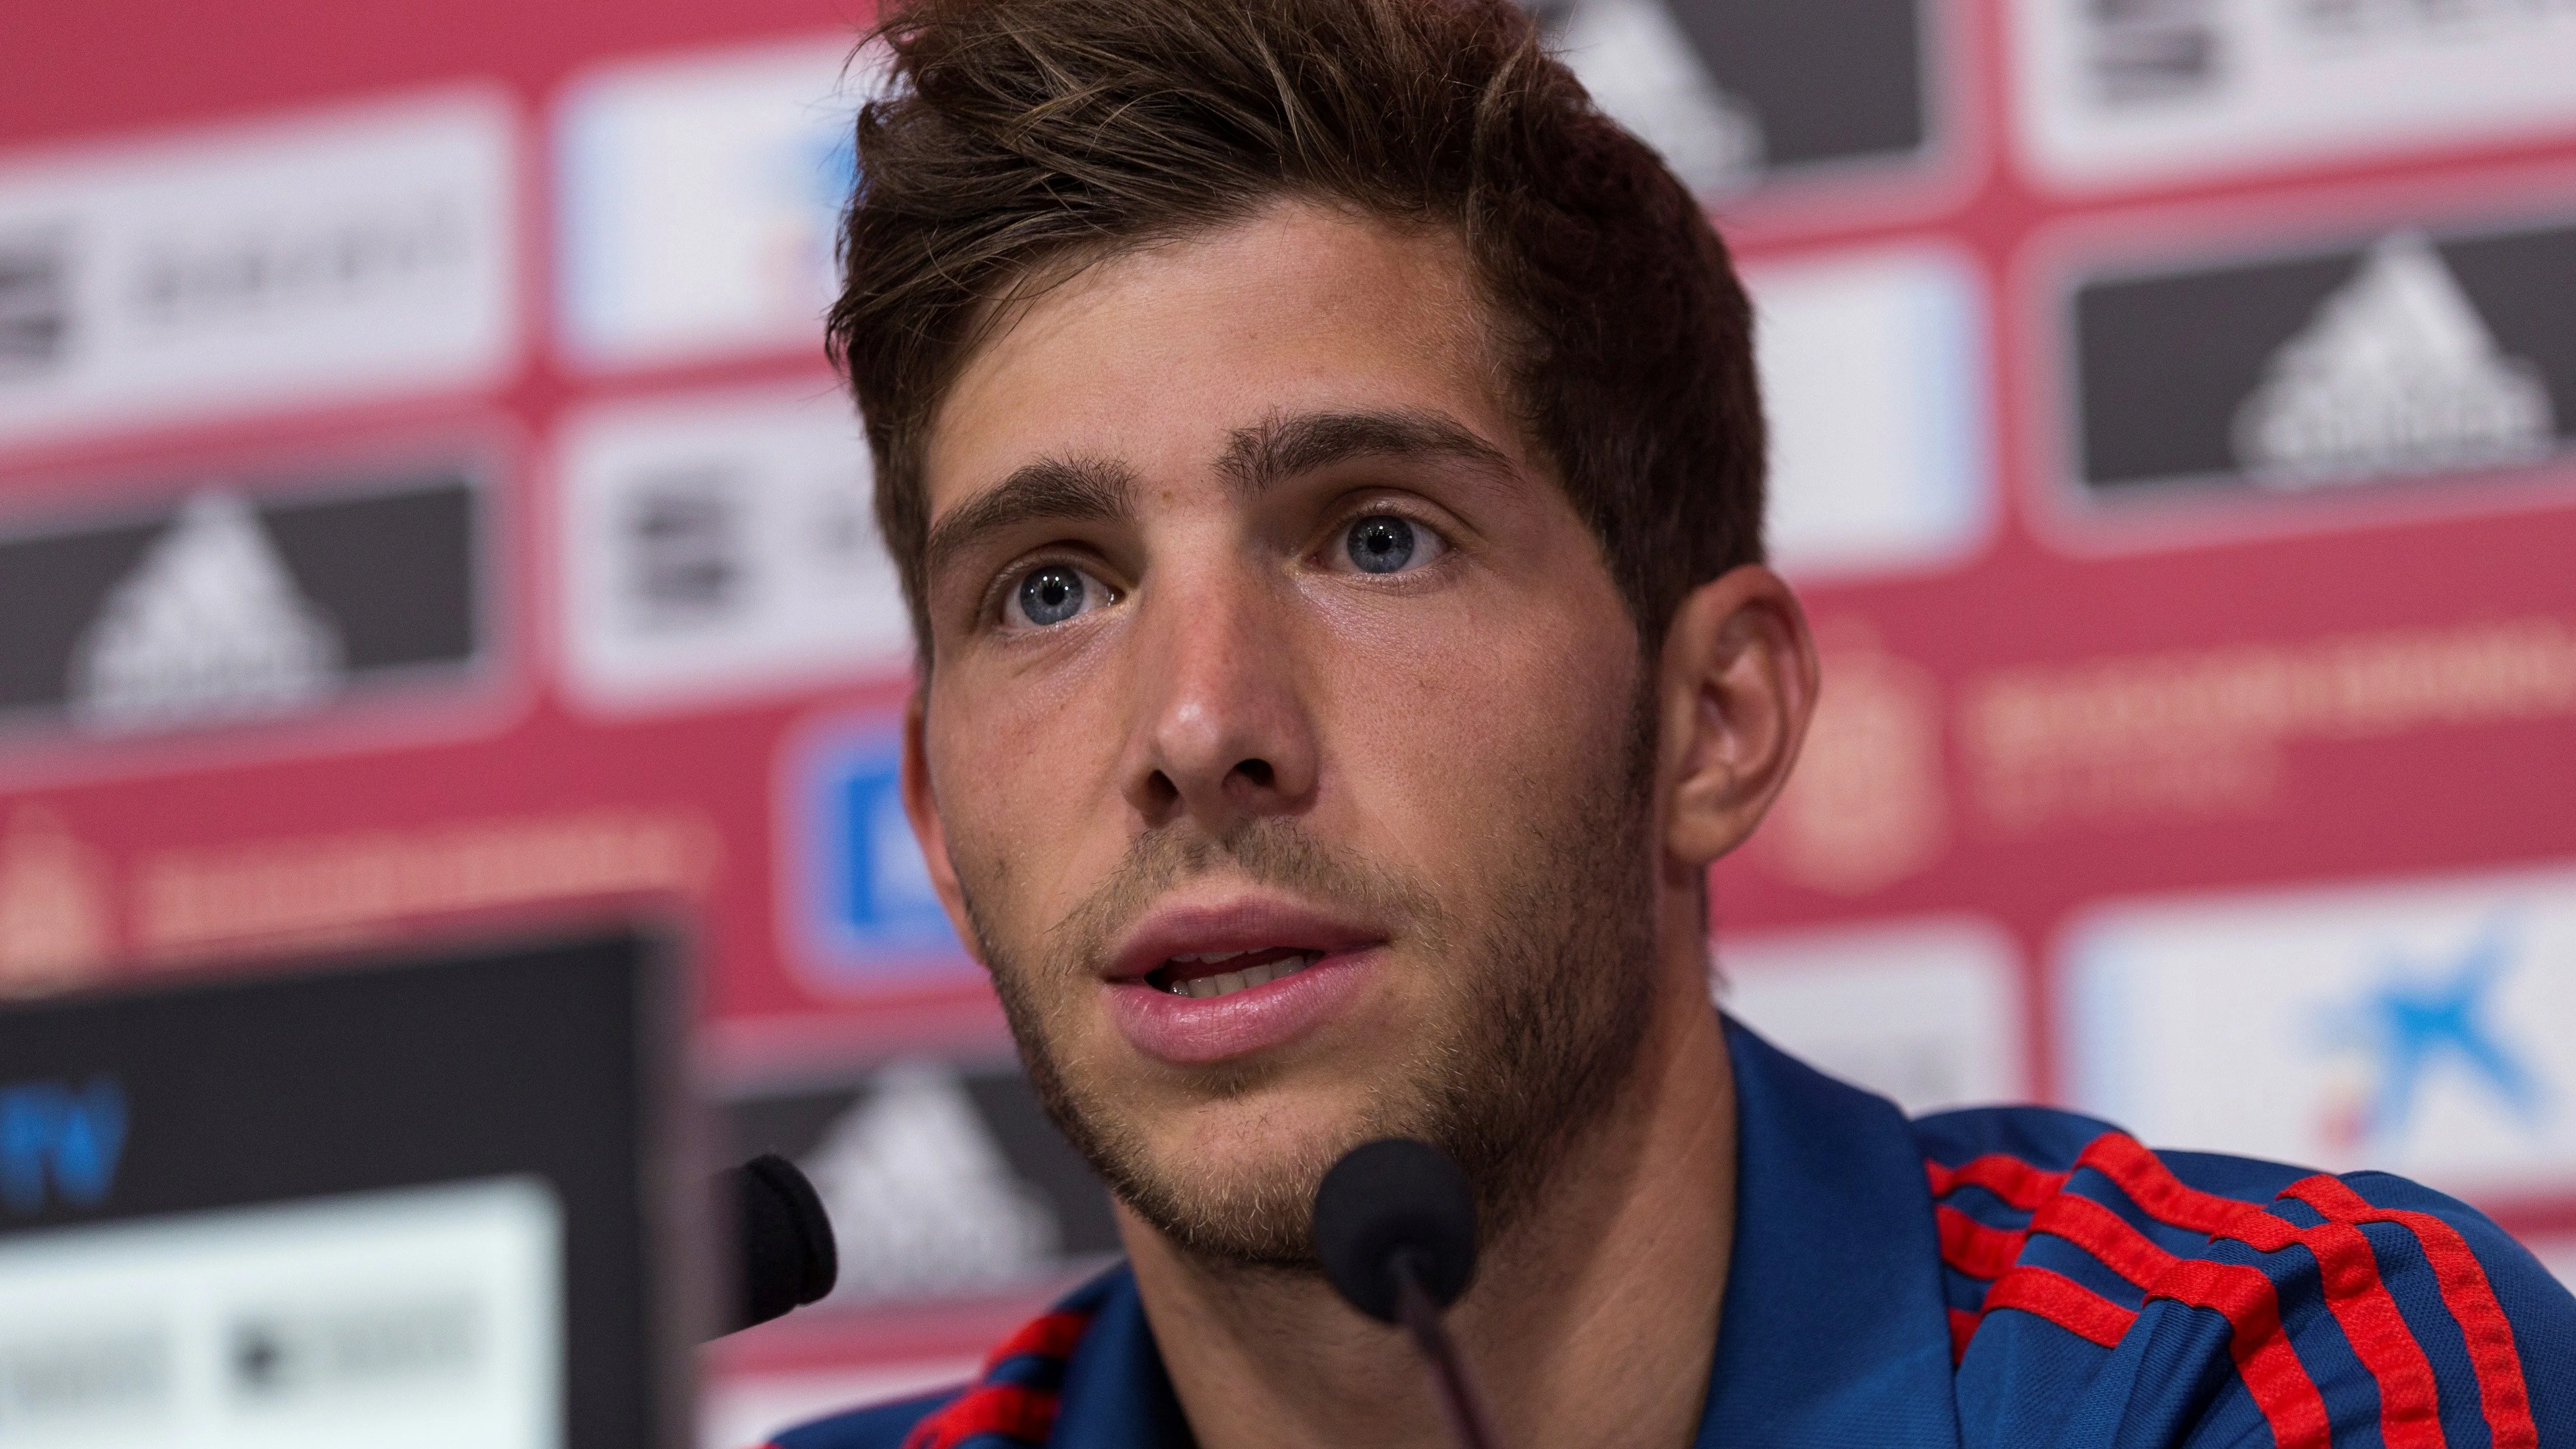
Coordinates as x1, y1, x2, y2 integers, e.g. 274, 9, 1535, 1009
910, 202, 1661, 1264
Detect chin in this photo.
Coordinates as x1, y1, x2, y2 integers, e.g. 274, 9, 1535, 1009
1101, 1072, 1403, 1262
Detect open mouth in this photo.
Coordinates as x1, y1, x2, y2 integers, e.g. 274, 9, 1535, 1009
1143, 947, 1324, 999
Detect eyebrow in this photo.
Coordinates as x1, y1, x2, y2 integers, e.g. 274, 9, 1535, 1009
920, 408, 1517, 588
922, 455, 1138, 584
1217, 408, 1516, 496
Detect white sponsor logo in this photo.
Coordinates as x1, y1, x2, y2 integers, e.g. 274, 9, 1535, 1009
1718, 917, 2026, 1116
1544, 0, 1762, 194
2062, 862, 2576, 1196
797, 1060, 1060, 1305
2234, 232, 2554, 487
69, 493, 344, 735
555, 38, 869, 368
0, 91, 515, 447
557, 386, 910, 714
2016, 0, 2576, 190
1750, 246, 1991, 580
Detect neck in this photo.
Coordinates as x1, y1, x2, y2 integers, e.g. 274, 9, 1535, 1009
1122, 964, 1738, 1449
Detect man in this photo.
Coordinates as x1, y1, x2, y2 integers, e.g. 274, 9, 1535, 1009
776, 0, 2576, 1444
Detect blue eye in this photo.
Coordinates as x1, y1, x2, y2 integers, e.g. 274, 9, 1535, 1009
1346, 516, 1418, 574
1015, 565, 1088, 626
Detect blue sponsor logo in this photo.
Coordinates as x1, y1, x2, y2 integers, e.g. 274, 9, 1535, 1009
1, 1076, 126, 1214
785, 716, 976, 989
2319, 914, 2547, 1149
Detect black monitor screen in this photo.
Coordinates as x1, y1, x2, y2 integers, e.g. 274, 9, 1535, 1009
0, 930, 687, 1449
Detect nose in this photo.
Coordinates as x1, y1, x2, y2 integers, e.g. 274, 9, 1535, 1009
1118, 564, 1319, 834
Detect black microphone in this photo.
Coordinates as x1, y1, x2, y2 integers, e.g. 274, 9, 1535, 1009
1314, 1139, 1501, 1449
710, 1153, 840, 1339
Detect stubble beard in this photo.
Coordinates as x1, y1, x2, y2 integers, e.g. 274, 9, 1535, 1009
964, 696, 1662, 1273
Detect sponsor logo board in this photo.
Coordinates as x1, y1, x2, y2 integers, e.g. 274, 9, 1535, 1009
2015, 0, 2576, 191
1751, 246, 1991, 580
0, 91, 514, 447
2061, 214, 2576, 518
0, 466, 489, 745
1718, 916, 2026, 1116
555, 38, 865, 369
557, 386, 908, 714
2062, 861, 2576, 1197
724, 1058, 1113, 1308
779, 714, 977, 994
1526, 0, 1934, 194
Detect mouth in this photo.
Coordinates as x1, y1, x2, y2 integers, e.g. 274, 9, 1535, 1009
1100, 895, 1387, 1062
1144, 947, 1326, 999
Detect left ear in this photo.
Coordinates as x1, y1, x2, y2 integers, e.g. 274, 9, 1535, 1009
1656, 564, 1819, 869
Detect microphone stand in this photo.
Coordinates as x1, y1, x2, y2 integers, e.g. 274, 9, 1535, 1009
1391, 1248, 1501, 1449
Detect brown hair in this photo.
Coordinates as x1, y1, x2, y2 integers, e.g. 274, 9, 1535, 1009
830, 0, 1766, 665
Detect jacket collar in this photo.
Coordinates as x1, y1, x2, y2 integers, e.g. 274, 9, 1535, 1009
1694, 1016, 1959, 1448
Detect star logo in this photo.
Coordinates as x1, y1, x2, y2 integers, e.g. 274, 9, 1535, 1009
2317, 914, 2545, 1154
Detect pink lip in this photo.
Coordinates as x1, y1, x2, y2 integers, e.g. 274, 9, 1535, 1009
1099, 895, 1386, 1065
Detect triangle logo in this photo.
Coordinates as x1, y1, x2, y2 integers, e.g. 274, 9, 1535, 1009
68, 492, 345, 733
1542, 0, 1763, 194
2233, 232, 2556, 488
798, 1060, 1062, 1304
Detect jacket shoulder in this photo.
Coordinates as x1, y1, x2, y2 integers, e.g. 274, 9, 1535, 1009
1913, 1106, 2576, 1448
766, 1387, 963, 1449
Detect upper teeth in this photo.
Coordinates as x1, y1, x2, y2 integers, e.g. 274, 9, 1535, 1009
1166, 952, 1320, 999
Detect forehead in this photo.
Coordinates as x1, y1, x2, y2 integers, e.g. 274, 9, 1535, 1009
924, 202, 1524, 512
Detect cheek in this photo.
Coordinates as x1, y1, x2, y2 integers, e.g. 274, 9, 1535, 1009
1313, 586, 1639, 867
925, 660, 1138, 944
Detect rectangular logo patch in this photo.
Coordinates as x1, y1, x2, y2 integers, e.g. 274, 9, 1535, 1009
2014, 0, 2576, 190
556, 386, 909, 714
0, 466, 488, 743
2061, 861, 2576, 1199
0, 90, 516, 446
1524, 0, 1934, 194
2064, 216, 2576, 511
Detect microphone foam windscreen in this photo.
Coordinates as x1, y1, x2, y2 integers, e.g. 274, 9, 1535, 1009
1312, 1137, 1478, 1323
726, 1152, 840, 1336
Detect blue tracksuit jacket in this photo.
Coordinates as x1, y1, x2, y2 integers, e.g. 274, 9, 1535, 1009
773, 1019, 2576, 1448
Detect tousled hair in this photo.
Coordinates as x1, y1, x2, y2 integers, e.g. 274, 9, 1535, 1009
830, 0, 1766, 664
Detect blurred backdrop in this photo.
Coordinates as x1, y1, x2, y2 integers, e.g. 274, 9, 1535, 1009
3, 0, 2574, 1442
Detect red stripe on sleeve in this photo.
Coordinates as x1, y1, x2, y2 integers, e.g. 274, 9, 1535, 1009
2082, 1136, 2447, 1449
2033, 1191, 2179, 1289
2151, 1260, 2334, 1449
902, 1384, 1063, 1449
1980, 1266, 2139, 1349
2286, 1175, 2539, 1449
1925, 1152, 2072, 1211
896, 1304, 1098, 1449
1937, 1204, 2027, 1281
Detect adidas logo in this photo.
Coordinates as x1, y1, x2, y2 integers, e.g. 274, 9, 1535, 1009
67, 492, 345, 734
1537, 0, 1763, 194
797, 1059, 1061, 1304
2233, 232, 2555, 488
